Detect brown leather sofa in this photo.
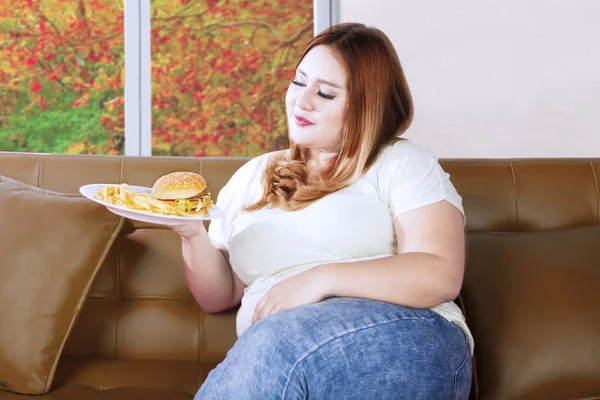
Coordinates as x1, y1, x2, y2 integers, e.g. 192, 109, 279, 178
1, 152, 599, 400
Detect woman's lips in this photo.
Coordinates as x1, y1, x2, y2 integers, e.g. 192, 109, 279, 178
294, 115, 314, 127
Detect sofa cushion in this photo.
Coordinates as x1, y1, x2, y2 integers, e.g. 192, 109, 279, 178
0, 176, 124, 395
463, 226, 600, 399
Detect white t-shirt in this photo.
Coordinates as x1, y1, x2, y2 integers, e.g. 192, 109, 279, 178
208, 139, 474, 354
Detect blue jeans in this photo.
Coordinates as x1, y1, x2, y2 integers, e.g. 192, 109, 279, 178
196, 297, 472, 400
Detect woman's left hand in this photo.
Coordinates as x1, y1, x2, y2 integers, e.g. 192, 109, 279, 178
252, 267, 330, 324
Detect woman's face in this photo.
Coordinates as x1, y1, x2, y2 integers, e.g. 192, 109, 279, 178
285, 46, 347, 153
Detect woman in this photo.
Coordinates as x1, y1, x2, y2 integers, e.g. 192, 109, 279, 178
171, 22, 473, 399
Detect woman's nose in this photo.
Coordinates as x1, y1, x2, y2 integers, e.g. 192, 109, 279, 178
295, 88, 314, 111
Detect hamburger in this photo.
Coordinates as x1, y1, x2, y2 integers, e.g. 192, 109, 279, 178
151, 171, 213, 215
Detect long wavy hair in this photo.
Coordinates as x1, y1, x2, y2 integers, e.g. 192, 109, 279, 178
246, 23, 414, 212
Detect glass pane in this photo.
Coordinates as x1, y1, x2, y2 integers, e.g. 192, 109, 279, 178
151, 0, 313, 157
0, 0, 124, 155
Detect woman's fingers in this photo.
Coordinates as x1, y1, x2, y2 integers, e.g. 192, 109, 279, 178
263, 304, 282, 319
253, 295, 267, 323
253, 294, 280, 323
167, 222, 204, 240
257, 301, 276, 322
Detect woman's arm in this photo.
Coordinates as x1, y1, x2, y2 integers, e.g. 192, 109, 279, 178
316, 199, 465, 308
172, 222, 247, 313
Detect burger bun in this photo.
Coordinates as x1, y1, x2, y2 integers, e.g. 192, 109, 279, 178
151, 171, 207, 200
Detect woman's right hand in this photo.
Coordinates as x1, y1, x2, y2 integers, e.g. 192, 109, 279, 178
167, 221, 206, 241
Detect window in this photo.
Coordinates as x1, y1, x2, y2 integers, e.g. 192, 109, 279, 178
0, 0, 334, 157
0, 0, 124, 155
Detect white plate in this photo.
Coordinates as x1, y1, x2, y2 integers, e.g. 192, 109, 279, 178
79, 184, 224, 225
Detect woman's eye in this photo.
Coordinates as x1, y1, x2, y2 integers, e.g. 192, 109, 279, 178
318, 91, 335, 100
291, 80, 336, 100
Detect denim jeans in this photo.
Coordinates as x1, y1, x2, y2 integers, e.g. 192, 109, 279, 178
195, 297, 472, 400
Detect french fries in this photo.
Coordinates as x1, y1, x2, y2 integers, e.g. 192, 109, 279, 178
94, 184, 212, 217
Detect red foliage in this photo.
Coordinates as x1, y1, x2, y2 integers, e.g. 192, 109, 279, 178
151, 0, 313, 156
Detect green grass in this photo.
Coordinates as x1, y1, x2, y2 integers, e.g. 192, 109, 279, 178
0, 93, 109, 153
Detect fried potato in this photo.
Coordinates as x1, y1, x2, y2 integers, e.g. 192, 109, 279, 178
94, 184, 212, 217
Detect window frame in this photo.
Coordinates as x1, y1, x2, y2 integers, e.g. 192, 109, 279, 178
124, 0, 335, 157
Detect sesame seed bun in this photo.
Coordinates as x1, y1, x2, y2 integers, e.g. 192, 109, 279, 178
151, 171, 207, 200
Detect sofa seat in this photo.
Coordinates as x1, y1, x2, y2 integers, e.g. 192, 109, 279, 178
0, 357, 214, 399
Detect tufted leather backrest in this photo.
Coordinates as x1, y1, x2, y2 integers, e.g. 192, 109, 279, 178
443, 159, 600, 231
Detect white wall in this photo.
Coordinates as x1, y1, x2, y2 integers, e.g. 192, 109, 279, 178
337, 1, 600, 158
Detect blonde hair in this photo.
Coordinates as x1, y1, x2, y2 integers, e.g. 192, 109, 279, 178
246, 23, 413, 212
